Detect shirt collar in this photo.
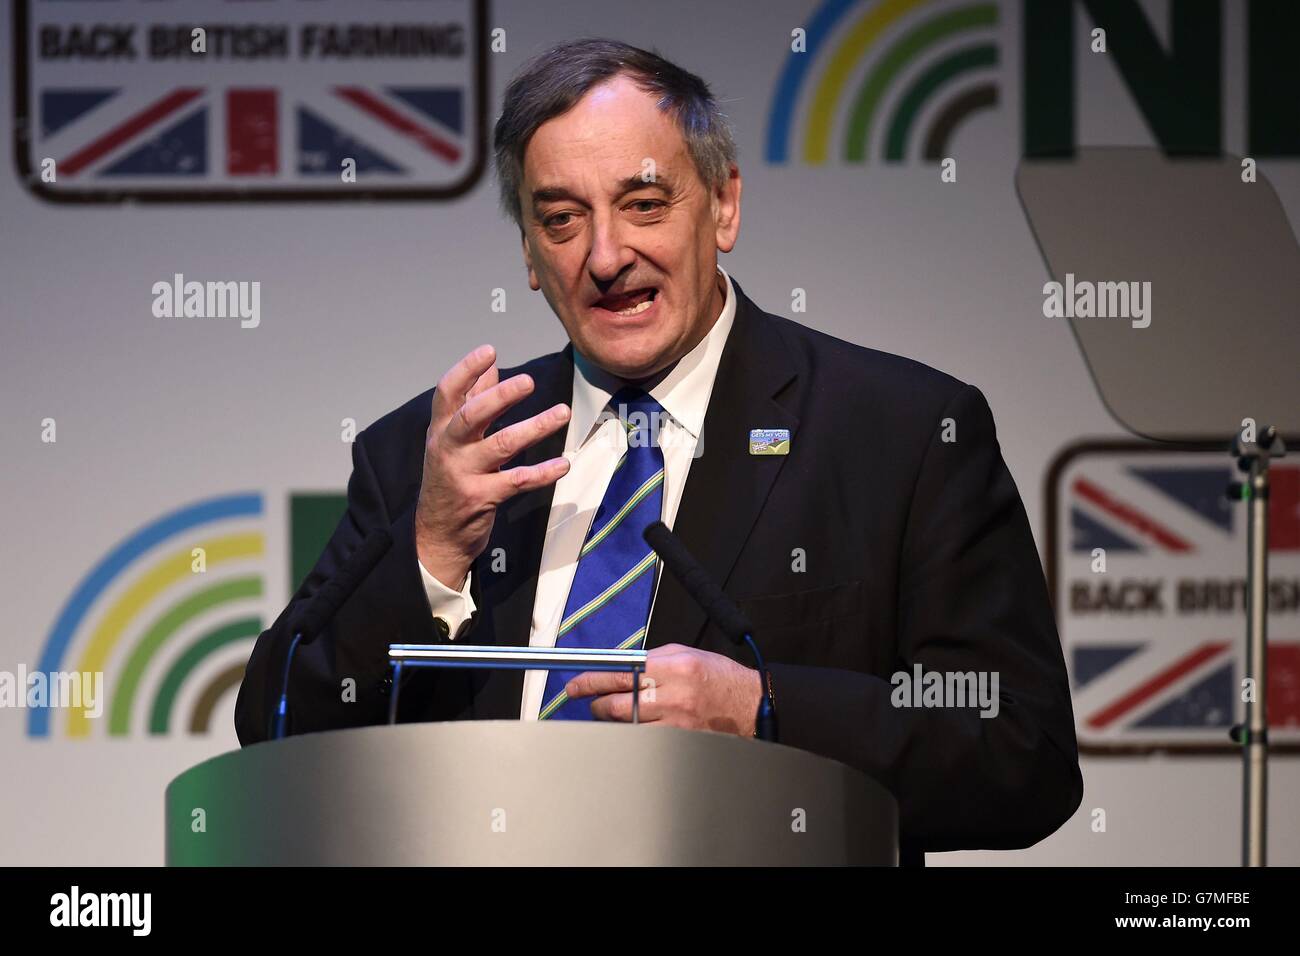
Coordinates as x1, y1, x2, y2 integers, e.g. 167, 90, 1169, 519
569, 264, 737, 451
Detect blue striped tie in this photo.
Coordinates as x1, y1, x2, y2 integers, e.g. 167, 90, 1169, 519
539, 388, 665, 720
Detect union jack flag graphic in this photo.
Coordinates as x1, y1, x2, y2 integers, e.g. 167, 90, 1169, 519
1047, 442, 1300, 753
15, 0, 487, 201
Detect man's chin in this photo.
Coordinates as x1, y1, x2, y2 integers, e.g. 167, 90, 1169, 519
577, 339, 677, 382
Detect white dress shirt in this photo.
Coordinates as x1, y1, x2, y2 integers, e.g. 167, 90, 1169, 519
417, 265, 737, 719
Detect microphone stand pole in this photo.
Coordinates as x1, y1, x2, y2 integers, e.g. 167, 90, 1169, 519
1228, 424, 1285, 867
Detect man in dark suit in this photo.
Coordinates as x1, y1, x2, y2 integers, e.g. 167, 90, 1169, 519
236, 38, 1083, 861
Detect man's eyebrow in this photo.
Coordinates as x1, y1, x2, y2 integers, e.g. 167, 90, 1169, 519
530, 173, 677, 211
530, 185, 580, 208
613, 173, 676, 197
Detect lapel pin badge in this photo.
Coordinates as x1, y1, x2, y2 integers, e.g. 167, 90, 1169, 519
748, 428, 791, 456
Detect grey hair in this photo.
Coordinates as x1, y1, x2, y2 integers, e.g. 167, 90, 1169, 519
492, 37, 737, 230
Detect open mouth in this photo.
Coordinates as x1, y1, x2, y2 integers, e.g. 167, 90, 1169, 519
592, 287, 658, 316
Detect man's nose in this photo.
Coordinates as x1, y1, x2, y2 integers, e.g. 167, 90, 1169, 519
586, 212, 636, 283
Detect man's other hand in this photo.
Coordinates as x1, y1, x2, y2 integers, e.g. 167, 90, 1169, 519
565, 644, 763, 737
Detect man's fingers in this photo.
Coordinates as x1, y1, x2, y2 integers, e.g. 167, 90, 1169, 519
589, 691, 663, 723
466, 362, 499, 400
565, 670, 642, 700
491, 456, 572, 500
431, 344, 496, 425
446, 373, 535, 443
477, 403, 570, 467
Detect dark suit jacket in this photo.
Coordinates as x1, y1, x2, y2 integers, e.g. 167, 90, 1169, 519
236, 277, 1084, 863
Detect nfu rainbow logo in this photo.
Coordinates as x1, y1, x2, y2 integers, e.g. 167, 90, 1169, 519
766, 0, 1000, 165
28, 494, 266, 738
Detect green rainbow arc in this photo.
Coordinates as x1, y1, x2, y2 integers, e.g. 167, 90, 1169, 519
149, 617, 261, 734
843, 3, 999, 163
108, 576, 262, 735
883, 43, 998, 161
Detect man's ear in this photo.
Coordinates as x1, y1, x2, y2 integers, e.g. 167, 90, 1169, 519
714, 164, 742, 255
521, 227, 541, 291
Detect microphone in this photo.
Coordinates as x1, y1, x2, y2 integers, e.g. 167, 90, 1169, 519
272, 528, 394, 740
643, 521, 777, 742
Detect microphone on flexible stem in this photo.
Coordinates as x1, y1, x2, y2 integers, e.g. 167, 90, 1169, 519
642, 521, 777, 742
272, 528, 394, 741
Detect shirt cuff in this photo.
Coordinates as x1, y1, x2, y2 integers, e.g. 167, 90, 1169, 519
417, 560, 477, 640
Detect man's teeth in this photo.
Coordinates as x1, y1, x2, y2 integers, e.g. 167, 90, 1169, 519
613, 297, 654, 316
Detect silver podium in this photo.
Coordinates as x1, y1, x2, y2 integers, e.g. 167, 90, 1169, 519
165, 722, 898, 865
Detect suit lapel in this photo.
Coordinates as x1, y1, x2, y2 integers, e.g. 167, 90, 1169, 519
647, 281, 800, 650
469, 347, 574, 718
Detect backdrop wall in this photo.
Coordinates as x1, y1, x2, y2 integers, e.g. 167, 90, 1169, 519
2, 0, 1296, 865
